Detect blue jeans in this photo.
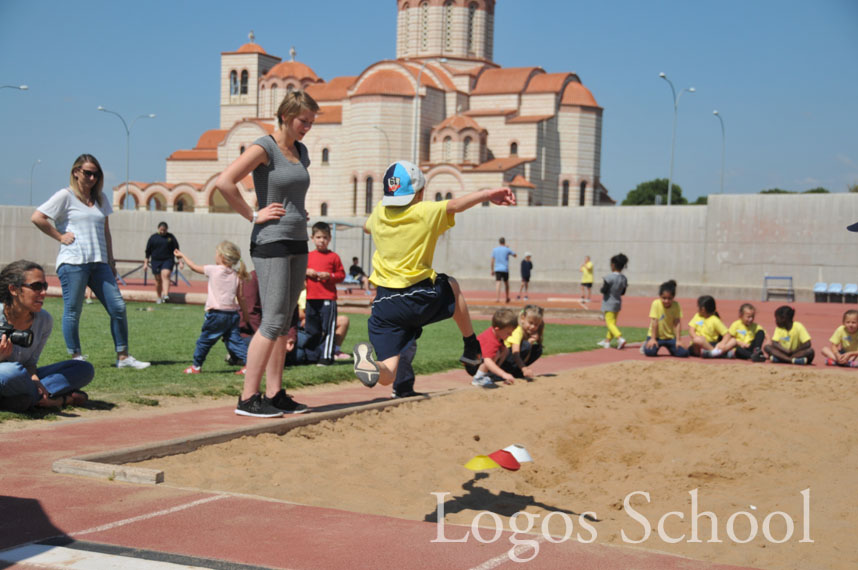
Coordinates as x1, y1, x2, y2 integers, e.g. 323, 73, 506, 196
0, 360, 95, 412
643, 337, 689, 357
193, 311, 247, 368
57, 262, 128, 354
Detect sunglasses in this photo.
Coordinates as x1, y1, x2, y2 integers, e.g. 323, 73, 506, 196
80, 169, 100, 178
21, 281, 50, 292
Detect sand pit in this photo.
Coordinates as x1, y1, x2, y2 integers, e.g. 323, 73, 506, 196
132, 360, 857, 569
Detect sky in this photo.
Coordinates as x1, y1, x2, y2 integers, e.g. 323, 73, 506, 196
1, 0, 857, 208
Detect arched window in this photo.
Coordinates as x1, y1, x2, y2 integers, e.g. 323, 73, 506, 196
240, 145, 246, 154
400, 3, 410, 53
286, 84, 294, 93
420, 2, 430, 51
321, 202, 328, 217
443, 136, 452, 163
562, 180, 569, 206
229, 71, 238, 95
444, 1, 454, 52
322, 148, 329, 164
445, 192, 453, 200
240, 70, 249, 95
579, 181, 587, 206
463, 137, 472, 163
435, 192, 443, 201
510, 142, 518, 156
365, 177, 374, 214
467, 3, 477, 54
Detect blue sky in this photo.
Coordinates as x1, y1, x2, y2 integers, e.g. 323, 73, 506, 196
1, 0, 856, 207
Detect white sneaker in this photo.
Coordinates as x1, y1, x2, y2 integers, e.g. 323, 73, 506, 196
471, 374, 499, 389
616, 337, 626, 350
639, 344, 646, 354
72, 354, 88, 361
117, 355, 151, 369
597, 339, 611, 349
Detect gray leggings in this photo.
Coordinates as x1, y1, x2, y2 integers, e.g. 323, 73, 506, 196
252, 253, 307, 340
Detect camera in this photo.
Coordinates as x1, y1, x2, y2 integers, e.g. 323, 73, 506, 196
0, 323, 33, 348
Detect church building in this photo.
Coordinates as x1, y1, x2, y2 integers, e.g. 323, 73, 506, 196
119, 0, 612, 214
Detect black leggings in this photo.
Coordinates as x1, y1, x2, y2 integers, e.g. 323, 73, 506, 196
735, 330, 766, 360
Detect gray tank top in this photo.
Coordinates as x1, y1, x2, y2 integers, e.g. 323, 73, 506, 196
250, 135, 311, 245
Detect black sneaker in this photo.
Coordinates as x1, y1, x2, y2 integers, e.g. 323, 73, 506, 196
460, 336, 482, 376
235, 393, 284, 418
391, 389, 427, 399
750, 347, 765, 363
353, 342, 380, 387
316, 358, 333, 367
269, 390, 309, 414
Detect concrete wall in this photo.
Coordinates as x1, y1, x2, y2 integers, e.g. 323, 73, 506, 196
4, 193, 857, 301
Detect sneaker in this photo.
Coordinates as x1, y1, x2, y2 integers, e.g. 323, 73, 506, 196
235, 367, 247, 375
224, 354, 244, 366
460, 336, 483, 376
825, 358, 835, 366
72, 354, 88, 361
751, 348, 765, 363
353, 342, 380, 388
597, 339, 611, 349
524, 296, 529, 301
850, 361, 858, 368
333, 351, 352, 362
161, 295, 169, 303
391, 389, 427, 399
770, 355, 778, 363
269, 390, 309, 414
639, 344, 646, 355
316, 358, 333, 367
472, 374, 499, 389
792, 357, 808, 365
117, 355, 151, 369
616, 337, 626, 350
155, 298, 163, 305
726, 349, 736, 359
85, 298, 94, 305
235, 393, 284, 418
702, 350, 713, 359
183, 365, 201, 374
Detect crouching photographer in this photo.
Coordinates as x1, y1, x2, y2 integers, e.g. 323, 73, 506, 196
0, 260, 93, 412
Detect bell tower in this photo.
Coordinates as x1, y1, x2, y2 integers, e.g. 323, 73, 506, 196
219, 31, 281, 129
396, 0, 495, 63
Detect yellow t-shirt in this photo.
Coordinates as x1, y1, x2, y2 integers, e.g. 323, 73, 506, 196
297, 288, 306, 311
366, 200, 455, 289
688, 312, 728, 343
772, 321, 811, 352
580, 261, 594, 284
728, 319, 766, 347
504, 325, 524, 348
829, 325, 858, 352
649, 299, 682, 340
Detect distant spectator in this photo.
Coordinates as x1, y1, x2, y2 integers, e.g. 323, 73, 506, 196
345, 256, 371, 295
144, 221, 182, 304
517, 252, 533, 301
491, 237, 516, 303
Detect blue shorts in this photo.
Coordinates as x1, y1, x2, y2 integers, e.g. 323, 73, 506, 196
151, 259, 174, 273
368, 274, 456, 360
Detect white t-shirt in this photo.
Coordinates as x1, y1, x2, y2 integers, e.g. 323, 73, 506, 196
37, 188, 112, 268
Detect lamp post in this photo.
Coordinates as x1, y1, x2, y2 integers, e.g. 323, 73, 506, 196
713, 110, 725, 194
29, 159, 41, 206
373, 126, 391, 168
0, 85, 28, 91
659, 72, 695, 206
412, 58, 446, 164
97, 106, 156, 211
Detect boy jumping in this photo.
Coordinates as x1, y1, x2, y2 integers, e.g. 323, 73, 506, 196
353, 160, 516, 388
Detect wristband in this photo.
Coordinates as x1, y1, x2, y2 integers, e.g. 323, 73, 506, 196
251, 211, 258, 225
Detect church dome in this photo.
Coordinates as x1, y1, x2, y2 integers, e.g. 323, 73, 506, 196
236, 42, 267, 54
265, 61, 320, 82
560, 82, 600, 108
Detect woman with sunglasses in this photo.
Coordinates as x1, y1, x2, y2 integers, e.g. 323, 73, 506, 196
31, 154, 150, 369
0, 260, 94, 412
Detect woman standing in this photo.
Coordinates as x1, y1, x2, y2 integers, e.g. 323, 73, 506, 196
31, 154, 149, 369
0, 260, 94, 412
215, 91, 319, 417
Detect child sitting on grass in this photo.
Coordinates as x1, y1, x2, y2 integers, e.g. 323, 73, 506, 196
821, 309, 858, 367
718, 303, 767, 362
471, 308, 519, 388
764, 305, 814, 365
500, 304, 544, 379
687, 295, 728, 357
352, 160, 515, 388
174, 242, 249, 374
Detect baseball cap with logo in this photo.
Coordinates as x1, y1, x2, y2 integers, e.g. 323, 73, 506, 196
382, 161, 425, 206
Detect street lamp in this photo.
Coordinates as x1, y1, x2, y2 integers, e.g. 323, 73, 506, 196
373, 126, 391, 167
0, 85, 28, 91
29, 159, 41, 206
713, 110, 725, 194
97, 106, 156, 211
412, 58, 446, 164
659, 72, 695, 206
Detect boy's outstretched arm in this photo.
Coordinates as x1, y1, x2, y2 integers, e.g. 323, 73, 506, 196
447, 187, 515, 214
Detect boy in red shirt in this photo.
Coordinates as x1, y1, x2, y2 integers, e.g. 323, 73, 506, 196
471, 308, 519, 388
305, 221, 346, 365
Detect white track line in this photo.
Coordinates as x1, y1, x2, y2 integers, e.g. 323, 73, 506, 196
469, 536, 546, 570
73, 495, 227, 536
0, 544, 204, 569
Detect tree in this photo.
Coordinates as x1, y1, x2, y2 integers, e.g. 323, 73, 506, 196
849, 182, 858, 193
803, 187, 829, 194
760, 188, 793, 194
692, 196, 708, 205
622, 178, 688, 205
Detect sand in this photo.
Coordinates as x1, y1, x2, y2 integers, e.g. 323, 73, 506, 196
132, 360, 857, 570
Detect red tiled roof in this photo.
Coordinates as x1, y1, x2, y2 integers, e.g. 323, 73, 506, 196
352, 69, 416, 96
463, 108, 517, 117
315, 106, 343, 124
472, 67, 544, 95
433, 114, 485, 133
236, 42, 266, 54
194, 130, 228, 149
472, 156, 535, 172
306, 76, 356, 101
507, 114, 553, 124
561, 81, 600, 108
167, 149, 218, 161
246, 120, 275, 134
265, 60, 320, 81
509, 174, 535, 188
524, 72, 572, 94
399, 63, 442, 90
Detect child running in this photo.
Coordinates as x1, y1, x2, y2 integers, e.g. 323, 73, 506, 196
501, 304, 544, 378
687, 295, 728, 357
718, 303, 767, 362
821, 309, 858, 367
597, 253, 628, 349
175, 242, 249, 374
642, 279, 688, 357
471, 308, 519, 388
353, 160, 515, 388
764, 305, 815, 365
